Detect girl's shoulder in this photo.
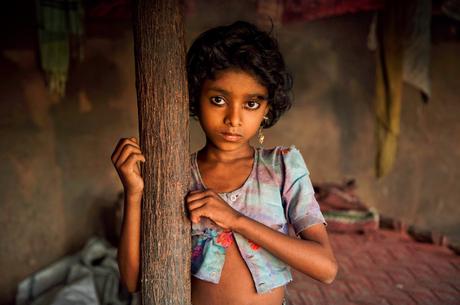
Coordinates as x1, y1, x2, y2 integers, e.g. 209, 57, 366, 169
259, 145, 298, 158
258, 145, 310, 177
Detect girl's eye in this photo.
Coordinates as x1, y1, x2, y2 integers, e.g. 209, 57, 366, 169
210, 96, 225, 106
246, 101, 260, 110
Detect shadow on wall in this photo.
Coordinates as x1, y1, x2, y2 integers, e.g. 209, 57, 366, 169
49, 53, 125, 251
278, 14, 375, 176
0, 46, 129, 303
0, 49, 69, 304
98, 192, 125, 247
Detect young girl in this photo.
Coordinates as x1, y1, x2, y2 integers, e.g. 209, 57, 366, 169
112, 21, 337, 305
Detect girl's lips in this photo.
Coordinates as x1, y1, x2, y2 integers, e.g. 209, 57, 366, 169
221, 133, 243, 142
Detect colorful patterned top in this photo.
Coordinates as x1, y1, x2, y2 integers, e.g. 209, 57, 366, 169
189, 145, 326, 294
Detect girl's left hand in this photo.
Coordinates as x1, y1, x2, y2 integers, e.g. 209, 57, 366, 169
186, 189, 241, 230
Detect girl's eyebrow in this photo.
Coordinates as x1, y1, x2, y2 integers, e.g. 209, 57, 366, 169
247, 94, 268, 100
208, 87, 230, 96
208, 87, 268, 100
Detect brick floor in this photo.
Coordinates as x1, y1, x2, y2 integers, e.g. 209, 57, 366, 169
286, 229, 460, 305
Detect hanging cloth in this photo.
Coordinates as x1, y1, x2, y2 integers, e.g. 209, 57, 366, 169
442, 0, 460, 20
370, 0, 431, 177
36, 0, 84, 98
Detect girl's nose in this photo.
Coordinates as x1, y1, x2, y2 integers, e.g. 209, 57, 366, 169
224, 105, 242, 127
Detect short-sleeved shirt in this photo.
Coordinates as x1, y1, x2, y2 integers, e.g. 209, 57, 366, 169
189, 145, 326, 294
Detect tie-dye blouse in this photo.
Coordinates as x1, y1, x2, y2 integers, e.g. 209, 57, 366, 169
189, 145, 326, 294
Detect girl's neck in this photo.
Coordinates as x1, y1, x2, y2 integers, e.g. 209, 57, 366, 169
199, 141, 254, 164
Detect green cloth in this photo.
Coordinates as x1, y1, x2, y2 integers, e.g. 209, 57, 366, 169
36, 0, 84, 98
323, 209, 378, 223
374, 1, 404, 178
374, 0, 431, 177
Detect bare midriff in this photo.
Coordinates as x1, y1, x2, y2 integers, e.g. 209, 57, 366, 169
191, 234, 285, 305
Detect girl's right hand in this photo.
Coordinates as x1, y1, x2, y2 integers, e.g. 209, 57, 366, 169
111, 137, 146, 197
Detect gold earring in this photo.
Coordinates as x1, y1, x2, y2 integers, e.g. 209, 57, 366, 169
258, 116, 268, 145
258, 127, 265, 145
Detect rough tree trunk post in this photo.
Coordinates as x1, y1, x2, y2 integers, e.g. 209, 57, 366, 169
132, 1, 190, 304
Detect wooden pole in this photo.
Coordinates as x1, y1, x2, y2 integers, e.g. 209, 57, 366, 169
132, 1, 190, 304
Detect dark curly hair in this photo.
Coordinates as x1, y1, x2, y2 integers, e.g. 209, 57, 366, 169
186, 21, 293, 129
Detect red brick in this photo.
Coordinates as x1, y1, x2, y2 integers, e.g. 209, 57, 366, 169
431, 261, 459, 276
446, 281, 460, 293
407, 265, 437, 284
327, 280, 353, 294
335, 269, 348, 281
387, 245, 413, 260
345, 275, 374, 295
366, 279, 393, 294
369, 248, 398, 266
403, 283, 435, 294
290, 232, 460, 305
352, 252, 377, 270
337, 255, 356, 274
386, 268, 416, 285
424, 281, 460, 294
433, 290, 460, 304
363, 271, 393, 285
405, 290, 441, 305
320, 287, 349, 304
378, 290, 417, 305
348, 294, 391, 305
299, 292, 323, 305
331, 234, 356, 248
443, 275, 460, 288
285, 291, 302, 305
290, 281, 323, 298
451, 260, 460, 271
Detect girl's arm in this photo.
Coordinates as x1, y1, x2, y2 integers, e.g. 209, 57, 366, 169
117, 193, 142, 292
187, 189, 338, 284
111, 137, 145, 293
233, 216, 337, 284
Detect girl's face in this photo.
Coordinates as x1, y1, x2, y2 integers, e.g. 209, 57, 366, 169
198, 69, 269, 151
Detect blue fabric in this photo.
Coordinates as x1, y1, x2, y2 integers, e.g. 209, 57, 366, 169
189, 145, 326, 293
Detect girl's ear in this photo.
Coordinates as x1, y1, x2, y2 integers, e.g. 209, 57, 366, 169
264, 106, 270, 117
262, 107, 270, 126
